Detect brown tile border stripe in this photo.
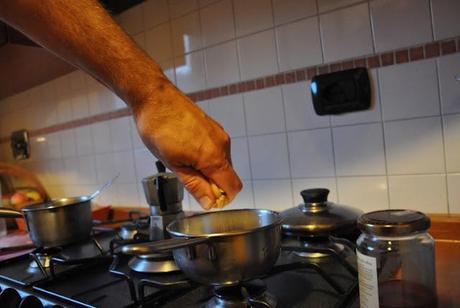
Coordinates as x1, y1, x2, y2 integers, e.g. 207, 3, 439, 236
0, 108, 131, 143
1, 36, 459, 144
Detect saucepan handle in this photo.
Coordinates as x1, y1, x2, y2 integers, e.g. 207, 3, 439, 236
121, 237, 209, 255
0, 207, 24, 218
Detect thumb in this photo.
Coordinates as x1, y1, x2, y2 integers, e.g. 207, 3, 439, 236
175, 167, 215, 210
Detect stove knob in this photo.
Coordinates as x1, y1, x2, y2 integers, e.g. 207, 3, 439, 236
19, 296, 43, 308
0, 288, 21, 308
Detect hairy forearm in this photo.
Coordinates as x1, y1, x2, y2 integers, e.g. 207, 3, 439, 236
0, 0, 167, 112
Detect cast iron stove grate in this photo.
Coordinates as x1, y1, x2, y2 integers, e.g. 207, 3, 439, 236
0, 229, 115, 287
109, 236, 359, 308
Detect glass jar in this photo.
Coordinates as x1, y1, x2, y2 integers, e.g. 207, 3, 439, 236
356, 210, 436, 308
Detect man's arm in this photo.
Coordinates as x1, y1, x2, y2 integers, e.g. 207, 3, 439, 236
0, 0, 242, 209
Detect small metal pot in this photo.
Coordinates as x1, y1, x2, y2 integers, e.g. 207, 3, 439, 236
0, 196, 93, 247
122, 209, 282, 286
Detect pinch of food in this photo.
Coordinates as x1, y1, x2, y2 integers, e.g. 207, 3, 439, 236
211, 183, 228, 208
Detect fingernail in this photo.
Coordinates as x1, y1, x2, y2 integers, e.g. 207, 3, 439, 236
199, 196, 212, 210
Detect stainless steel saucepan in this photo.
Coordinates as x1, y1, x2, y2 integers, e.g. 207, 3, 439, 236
122, 209, 282, 286
0, 175, 118, 248
0, 196, 93, 247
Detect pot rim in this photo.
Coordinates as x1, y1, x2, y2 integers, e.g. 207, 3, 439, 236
166, 208, 282, 238
21, 196, 91, 212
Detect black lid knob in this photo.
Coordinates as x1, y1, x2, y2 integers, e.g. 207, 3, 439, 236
300, 188, 329, 203
155, 160, 166, 173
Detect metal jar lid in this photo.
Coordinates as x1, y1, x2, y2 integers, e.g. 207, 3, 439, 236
358, 209, 431, 237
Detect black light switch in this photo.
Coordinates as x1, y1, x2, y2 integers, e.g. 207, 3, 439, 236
10, 130, 30, 160
310, 67, 371, 115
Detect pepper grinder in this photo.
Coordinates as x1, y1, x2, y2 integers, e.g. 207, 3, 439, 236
142, 161, 184, 241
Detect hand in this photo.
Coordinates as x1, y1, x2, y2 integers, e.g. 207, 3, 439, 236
133, 81, 242, 210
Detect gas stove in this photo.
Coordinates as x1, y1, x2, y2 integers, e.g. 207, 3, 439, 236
0, 226, 358, 307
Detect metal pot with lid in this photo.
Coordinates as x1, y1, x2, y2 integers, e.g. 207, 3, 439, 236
280, 188, 363, 239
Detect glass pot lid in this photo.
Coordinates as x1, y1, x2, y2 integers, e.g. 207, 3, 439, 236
280, 188, 363, 238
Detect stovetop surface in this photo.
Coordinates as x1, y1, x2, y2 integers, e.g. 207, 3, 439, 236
0, 229, 359, 308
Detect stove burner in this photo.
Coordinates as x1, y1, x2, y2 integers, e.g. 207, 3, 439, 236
294, 241, 345, 259
128, 253, 180, 274
28, 247, 62, 273
206, 280, 277, 308
282, 236, 353, 261
118, 221, 150, 241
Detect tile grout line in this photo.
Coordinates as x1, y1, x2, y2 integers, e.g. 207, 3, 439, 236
316, 0, 341, 205
269, 0, 295, 207
230, 0, 256, 210
428, 0, 436, 42
367, 0, 377, 54
375, 68, 392, 210
434, 57, 451, 214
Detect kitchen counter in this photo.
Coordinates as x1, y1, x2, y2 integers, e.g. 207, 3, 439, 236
429, 214, 460, 308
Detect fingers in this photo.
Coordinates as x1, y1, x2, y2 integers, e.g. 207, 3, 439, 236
201, 161, 242, 204
174, 167, 215, 210
175, 163, 242, 210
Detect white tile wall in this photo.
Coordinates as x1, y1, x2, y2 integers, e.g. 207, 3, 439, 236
204, 41, 240, 88
60, 129, 77, 158
437, 54, 460, 114
317, 0, 361, 13
276, 17, 323, 71
95, 153, 115, 183
199, 0, 219, 8
227, 180, 254, 209
370, 0, 433, 52
109, 118, 133, 152
320, 3, 373, 62
208, 94, 246, 137
171, 11, 202, 56
75, 126, 94, 156
112, 150, 137, 183
333, 123, 386, 176
272, 0, 317, 25
443, 114, 460, 172
238, 30, 278, 80
430, 0, 460, 40
234, 0, 273, 36
388, 175, 448, 213
169, 0, 198, 18
0, 0, 459, 214
70, 91, 89, 120
143, 0, 169, 30
337, 176, 389, 212
253, 179, 293, 210
447, 174, 460, 213
384, 117, 445, 175
244, 87, 285, 135
175, 51, 206, 92
120, 4, 144, 35
288, 128, 335, 177
92, 122, 112, 154
283, 82, 330, 131
230, 138, 252, 180
145, 22, 173, 62
200, 0, 235, 46
379, 59, 440, 121
248, 133, 290, 179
